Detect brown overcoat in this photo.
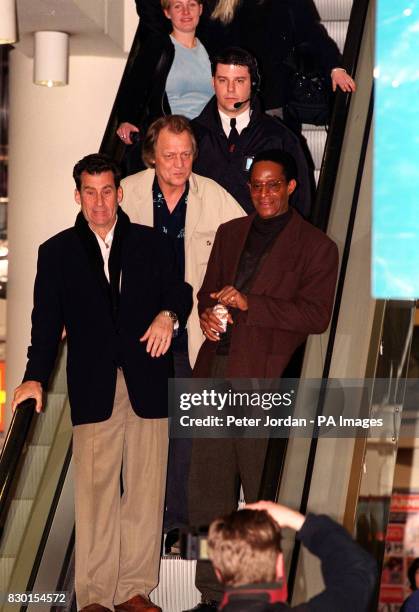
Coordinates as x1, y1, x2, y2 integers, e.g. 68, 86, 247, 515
193, 209, 339, 378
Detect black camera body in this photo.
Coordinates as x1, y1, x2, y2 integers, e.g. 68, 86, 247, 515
180, 526, 209, 560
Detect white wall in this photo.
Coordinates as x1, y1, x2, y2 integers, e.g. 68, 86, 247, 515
6, 49, 125, 431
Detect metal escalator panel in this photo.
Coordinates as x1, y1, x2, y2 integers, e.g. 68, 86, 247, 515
0, 344, 73, 609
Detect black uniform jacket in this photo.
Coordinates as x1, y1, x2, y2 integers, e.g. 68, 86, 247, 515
192, 97, 312, 217
135, 0, 342, 110
219, 514, 378, 612
23, 210, 192, 426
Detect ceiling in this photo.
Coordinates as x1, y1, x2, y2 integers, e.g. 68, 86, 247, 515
15, 0, 133, 57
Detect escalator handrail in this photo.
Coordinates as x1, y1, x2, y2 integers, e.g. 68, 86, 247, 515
310, 0, 371, 232
99, 23, 141, 159
0, 399, 36, 531
26, 440, 73, 594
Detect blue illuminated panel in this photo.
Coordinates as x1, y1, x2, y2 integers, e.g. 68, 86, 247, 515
373, 2, 419, 298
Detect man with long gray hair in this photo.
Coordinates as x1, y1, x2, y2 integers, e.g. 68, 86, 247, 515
120, 114, 244, 539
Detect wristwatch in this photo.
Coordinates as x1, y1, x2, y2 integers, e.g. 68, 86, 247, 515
161, 310, 178, 323
161, 310, 179, 334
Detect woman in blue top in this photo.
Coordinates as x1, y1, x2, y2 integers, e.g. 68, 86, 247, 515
117, 0, 213, 147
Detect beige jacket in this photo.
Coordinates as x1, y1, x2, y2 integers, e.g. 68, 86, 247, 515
121, 169, 245, 366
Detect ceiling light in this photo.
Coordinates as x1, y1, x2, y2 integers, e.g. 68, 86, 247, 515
0, 0, 18, 44
34, 31, 69, 87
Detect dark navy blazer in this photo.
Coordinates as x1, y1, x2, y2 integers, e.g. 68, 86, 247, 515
23, 221, 192, 425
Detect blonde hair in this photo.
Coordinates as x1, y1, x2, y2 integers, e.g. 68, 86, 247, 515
211, 0, 242, 24
161, 0, 203, 9
207, 510, 282, 587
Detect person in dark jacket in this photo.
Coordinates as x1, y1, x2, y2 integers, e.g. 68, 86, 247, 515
135, 0, 356, 113
192, 47, 312, 217
117, 0, 212, 150
12, 154, 192, 612
401, 557, 419, 612
402, 589, 419, 612
204, 501, 378, 612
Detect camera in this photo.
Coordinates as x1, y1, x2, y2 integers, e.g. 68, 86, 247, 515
179, 526, 209, 560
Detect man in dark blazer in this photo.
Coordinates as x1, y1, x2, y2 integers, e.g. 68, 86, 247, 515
185, 150, 338, 611
12, 154, 192, 612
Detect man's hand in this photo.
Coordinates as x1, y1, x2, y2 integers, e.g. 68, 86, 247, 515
210, 286, 248, 311
246, 501, 305, 532
140, 312, 174, 357
331, 68, 356, 93
12, 381, 43, 414
116, 122, 139, 145
200, 307, 233, 342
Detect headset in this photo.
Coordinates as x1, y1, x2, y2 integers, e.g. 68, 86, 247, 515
211, 46, 262, 106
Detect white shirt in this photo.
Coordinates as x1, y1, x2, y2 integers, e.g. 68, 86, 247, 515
92, 220, 117, 283
219, 108, 251, 137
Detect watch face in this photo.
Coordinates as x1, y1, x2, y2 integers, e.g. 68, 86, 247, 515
163, 310, 177, 322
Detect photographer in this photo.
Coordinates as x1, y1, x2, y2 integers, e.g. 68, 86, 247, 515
206, 501, 378, 611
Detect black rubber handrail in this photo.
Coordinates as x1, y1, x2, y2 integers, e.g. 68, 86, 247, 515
0, 399, 36, 534
310, 0, 371, 231
26, 441, 73, 596
99, 23, 141, 161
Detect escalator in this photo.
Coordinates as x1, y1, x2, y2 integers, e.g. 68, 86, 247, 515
0, 1, 397, 609
0, 344, 74, 610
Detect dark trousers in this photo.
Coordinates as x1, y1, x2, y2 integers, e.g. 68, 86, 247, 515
188, 355, 268, 600
164, 347, 193, 530
188, 437, 268, 601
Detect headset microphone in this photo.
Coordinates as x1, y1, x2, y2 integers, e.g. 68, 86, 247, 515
233, 98, 251, 109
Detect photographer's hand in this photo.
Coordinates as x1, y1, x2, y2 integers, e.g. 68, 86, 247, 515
246, 501, 305, 532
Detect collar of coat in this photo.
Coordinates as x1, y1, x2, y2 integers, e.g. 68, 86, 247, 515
220, 581, 288, 608
121, 169, 208, 229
